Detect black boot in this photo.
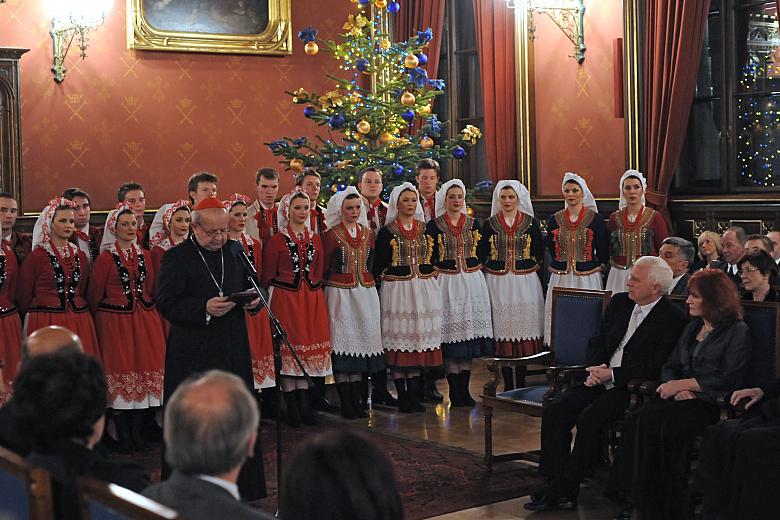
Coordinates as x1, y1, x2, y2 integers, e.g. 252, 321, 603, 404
350, 381, 367, 418
310, 377, 339, 412
394, 378, 412, 413
407, 377, 426, 412
501, 366, 515, 392
423, 370, 444, 402
460, 370, 476, 406
446, 373, 463, 407
283, 391, 301, 427
371, 371, 398, 406
336, 382, 356, 420
260, 387, 280, 421
515, 366, 527, 389
297, 389, 318, 426
130, 411, 145, 451
114, 412, 134, 453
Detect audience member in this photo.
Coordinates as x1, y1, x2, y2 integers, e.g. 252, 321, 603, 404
0, 191, 31, 264
606, 269, 750, 520
187, 171, 219, 205
143, 370, 272, 520
279, 429, 403, 520
691, 230, 722, 271
766, 230, 780, 264
743, 233, 773, 255
526, 256, 686, 512
712, 226, 746, 286
659, 237, 694, 296
14, 349, 149, 519
62, 187, 102, 264
738, 250, 778, 301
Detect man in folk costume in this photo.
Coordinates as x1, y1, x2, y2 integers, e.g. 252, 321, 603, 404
0, 192, 32, 264
246, 168, 280, 243
155, 197, 266, 501
296, 169, 327, 236
357, 167, 388, 240
63, 188, 102, 264
117, 182, 148, 248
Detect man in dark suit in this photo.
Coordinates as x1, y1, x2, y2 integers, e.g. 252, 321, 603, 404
659, 237, 694, 296
143, 371, 273, 520
155, 197, 265, 500
525, 256, 687, 512
711, 226, 745, 286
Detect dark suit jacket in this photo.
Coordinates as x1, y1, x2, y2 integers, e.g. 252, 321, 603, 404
669, 273, 690, 296
711, 259, 742, 287
143, 471, 274, 520
586, 292, 687, 389
0, 399, 30, 456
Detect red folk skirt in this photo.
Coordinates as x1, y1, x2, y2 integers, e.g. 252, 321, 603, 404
245, 309, 275, 389
94, 306, 166, 409
269, 284, 332, 377
26, 309, 101, 361
0, 312, 22, 405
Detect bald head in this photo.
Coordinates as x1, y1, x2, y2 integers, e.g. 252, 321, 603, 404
21, 326, 83, 363
191, 208, 228, 251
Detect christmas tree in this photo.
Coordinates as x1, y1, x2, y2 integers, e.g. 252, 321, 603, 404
265, 0, 482, 202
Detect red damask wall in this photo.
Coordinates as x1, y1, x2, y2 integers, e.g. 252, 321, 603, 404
533, 0, 626, 198
0, 0, 350, 212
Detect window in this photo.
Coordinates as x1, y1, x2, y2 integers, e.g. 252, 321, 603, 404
676, 0, 780, 194
435, 0, 488, 186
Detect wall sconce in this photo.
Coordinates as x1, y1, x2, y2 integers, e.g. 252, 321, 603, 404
506, 0, 586, 63
44, 0, 113, 83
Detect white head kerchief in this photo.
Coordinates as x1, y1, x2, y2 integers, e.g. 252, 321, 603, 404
149, 200, 191, 250
100, 203, 138, 252
325, 186, 369, 229
618, 169, 647, 210
491, 180, 534, 218
385, 182, 425, 226
277, 189, 313, 235
562, 172, 598, 213
434, 179, 467, 219
32, 197, 77, 249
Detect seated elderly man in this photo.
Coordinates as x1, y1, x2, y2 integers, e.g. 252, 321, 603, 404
659, 237, 694, 296
525, 256, 687, 512
143, 370, 273, 520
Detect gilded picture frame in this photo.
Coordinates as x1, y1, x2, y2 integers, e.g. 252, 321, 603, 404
127, 0, 292, 55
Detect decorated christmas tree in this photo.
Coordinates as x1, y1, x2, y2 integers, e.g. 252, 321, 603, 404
265, 0, 482, 202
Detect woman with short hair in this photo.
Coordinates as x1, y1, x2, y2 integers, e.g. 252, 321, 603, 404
738, 249, 778, 302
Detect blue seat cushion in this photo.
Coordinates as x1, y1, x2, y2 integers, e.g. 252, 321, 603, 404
496, 385, 547, 405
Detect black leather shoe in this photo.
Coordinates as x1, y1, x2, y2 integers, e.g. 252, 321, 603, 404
523, 497, 577, 512
528, 490, 547, 505
613, 507, 635, 520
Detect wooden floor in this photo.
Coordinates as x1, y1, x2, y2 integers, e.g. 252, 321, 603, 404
327, 359, 621, 520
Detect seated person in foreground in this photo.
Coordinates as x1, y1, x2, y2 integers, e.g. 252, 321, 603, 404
526, 256, 686, 512
13, 349, 150, 519
659, 236, 694, 296
606, 269, 750, 520
0, 326, 83, 456
695, 376, 780, 520
280, 429, 403, 520
142, 370, 273, 520
738, 249, 778, 302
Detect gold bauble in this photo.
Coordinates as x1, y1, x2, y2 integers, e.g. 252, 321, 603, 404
289, 158, 305, 172
378, 132, 394, 145
400, 91, 416, 107
356, 120, 371, 134
349, 93, 361, 104
466, 206, 474, 217
380, 39, 391, 50
304, 41, 319, 56
375, 0, 388, 7
418, 104, 432, 116
420, 136, 434, 148
404, 54, 419, 69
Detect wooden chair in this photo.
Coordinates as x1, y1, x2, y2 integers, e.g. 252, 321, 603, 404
481, 287, 612, 468
79, 478, 179, 520
0, 446, 53, 520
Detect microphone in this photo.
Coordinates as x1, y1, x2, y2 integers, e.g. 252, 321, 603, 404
229, 240, 258, 276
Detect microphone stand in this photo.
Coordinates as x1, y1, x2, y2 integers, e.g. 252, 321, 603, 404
234, 246, 313, 513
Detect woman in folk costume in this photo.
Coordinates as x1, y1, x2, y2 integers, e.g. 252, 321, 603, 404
261, 190, 332, 427
477, 180, 545, 391
17, 198, 100, 359
605, 170, 669, 294
373, 183, 442, 413
0, 237, 22, 405
322, 187, 385, 419
544, 172, 609, 345
224, 193, 275, 391
148, 200, 190, 338
426, 179, 494, 406
87, 203, 166, 450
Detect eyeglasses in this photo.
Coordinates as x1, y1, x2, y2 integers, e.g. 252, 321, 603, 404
199, 227, 228, 238
742, 266, 761, 274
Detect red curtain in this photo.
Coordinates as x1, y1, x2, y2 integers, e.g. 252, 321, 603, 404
394, 0, 445, 79
473, 0, 518, 182
643, 0, 711, 226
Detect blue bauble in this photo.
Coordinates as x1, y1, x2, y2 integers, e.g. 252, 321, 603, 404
416, 53, 428, 66
337, 183, 347, 191
387, 1, 400, 13
391, 163, 404, 176
401, 108, 415, 123
452, 146, 466, 159
329, 113, 346, 128
356, 58, 370, 72
303, 106, 316, 118
358, 0, 371, 4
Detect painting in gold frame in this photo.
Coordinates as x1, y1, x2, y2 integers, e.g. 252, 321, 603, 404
127, 0, 292, 55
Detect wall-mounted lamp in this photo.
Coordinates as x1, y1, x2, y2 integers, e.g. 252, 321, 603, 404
44, 0, 113, 83
506, 0, 586, 63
